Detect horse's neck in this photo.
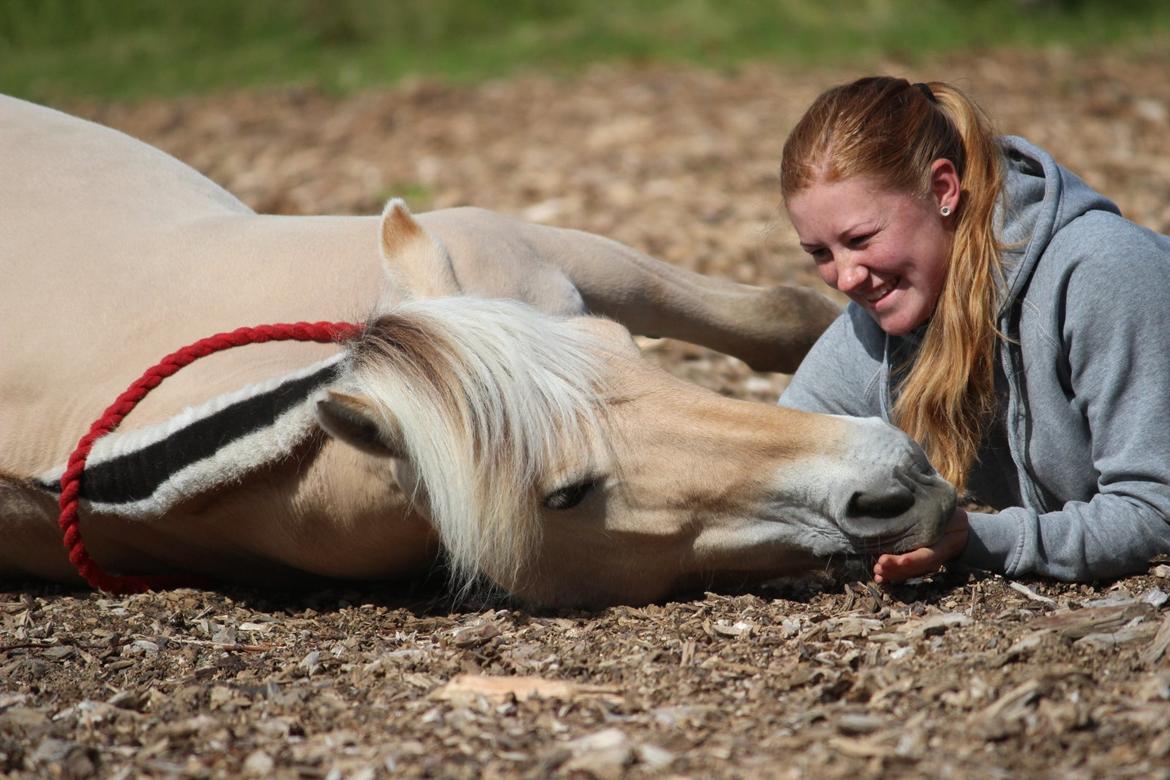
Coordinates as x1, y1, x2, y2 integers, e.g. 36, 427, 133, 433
117, 213, 392, 419
269, 439, 439, 578
142, 433, 438, 580
1, 213, 388, 476
1, 436, 437, 582
165, 437, 437, 580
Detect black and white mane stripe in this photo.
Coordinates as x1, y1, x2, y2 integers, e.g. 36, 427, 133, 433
37, 355, 345, 517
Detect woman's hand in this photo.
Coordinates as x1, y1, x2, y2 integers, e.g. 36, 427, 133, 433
873, 507, 969, 584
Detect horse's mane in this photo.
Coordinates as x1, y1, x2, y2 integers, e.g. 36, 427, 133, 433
343, 297, 608, 594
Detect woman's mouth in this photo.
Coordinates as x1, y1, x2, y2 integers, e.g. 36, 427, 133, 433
864, 278, 899, 306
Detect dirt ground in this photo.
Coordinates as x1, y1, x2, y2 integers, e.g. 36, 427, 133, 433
5, 48, 1170, 778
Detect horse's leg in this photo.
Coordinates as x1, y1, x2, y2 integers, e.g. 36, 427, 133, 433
424, 208, 840, 373
553, 230, 839, 373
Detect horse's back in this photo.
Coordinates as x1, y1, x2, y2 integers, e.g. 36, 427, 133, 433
0, 94, 249, 226
0, 94, 257, 385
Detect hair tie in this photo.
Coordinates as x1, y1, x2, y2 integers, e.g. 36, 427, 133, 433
914, 82, 938, 104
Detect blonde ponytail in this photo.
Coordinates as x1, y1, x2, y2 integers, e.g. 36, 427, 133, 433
894, 82, 1003, 493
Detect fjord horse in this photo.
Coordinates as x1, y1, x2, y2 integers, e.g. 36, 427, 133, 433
0, 95, 954, 606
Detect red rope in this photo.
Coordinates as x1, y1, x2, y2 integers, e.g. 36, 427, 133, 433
58, 321, 364, 594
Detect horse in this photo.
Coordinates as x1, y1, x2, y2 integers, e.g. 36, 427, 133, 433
0, 94, 956, 607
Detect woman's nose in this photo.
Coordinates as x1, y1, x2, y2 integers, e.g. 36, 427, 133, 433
836, 257, 869, 293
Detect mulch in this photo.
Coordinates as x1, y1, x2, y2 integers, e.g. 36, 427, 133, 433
5, 46, 1170, 778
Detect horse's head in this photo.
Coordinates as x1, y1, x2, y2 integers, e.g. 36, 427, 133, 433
507, 320, 957, 606
314, 202, 956, 607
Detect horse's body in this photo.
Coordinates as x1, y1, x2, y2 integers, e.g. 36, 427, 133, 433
0, 95, 955, 606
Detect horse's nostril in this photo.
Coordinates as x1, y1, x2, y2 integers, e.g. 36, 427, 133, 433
846, 485, 916, 520
907, 439, 933, 474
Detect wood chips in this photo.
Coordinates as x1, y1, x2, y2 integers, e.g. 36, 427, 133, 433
5, 45, 1170, 777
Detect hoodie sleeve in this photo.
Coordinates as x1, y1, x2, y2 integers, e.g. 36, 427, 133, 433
778, 303, 887, 418
963, 215, 1170, 580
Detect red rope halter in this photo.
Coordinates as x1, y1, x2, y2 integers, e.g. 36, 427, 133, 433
58, 321, 364, 594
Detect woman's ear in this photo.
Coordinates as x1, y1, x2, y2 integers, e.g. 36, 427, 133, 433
929, 158, 961, 215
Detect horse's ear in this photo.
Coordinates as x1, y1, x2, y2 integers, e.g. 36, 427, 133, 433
316, 390, 406, 459
380, 198, 461, 299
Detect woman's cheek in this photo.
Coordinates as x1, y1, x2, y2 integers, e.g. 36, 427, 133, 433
815, 262, 837, 289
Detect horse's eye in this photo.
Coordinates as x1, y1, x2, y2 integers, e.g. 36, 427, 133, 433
543, 479, 597, 511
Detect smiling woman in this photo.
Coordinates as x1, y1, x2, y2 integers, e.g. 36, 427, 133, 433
777, 76, 1170, 587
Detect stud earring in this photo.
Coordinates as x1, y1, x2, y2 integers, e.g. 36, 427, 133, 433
940, 205, 952, 217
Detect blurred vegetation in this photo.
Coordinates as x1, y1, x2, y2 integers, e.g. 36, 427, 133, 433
1, 0, 1168, 102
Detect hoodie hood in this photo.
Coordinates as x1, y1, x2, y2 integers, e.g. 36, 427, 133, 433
995, 136, 1121, 318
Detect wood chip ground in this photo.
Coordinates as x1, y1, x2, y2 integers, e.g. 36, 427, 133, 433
5, 47, 1170, 778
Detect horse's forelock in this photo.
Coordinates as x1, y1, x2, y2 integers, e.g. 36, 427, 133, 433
345, 298, 607, 594
350, 313, 464, 418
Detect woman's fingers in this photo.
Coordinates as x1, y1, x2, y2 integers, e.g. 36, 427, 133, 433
873, 508, 970, 584
873, 548, 941, 583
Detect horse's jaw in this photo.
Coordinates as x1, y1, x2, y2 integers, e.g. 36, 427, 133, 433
688, 517, 827, 574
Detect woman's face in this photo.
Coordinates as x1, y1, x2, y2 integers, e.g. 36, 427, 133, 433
786, 171, 956, 336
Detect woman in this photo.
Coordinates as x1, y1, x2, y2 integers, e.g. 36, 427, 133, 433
778, 76, 1170, 584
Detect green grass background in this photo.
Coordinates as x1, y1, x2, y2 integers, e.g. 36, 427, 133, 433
2, 0, 1168, 101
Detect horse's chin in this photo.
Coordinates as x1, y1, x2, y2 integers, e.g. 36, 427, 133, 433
843, 528, 927, 556
837, 510, 954, 559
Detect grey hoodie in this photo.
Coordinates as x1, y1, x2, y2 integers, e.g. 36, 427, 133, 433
780, 136, 1170, 581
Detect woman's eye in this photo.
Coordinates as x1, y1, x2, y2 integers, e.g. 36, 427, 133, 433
848, 233, 874, 249
808, 248, 830, 262
543, 479, 597, 510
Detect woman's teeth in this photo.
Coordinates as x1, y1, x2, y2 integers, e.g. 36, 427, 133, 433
866, 281, 896, 303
